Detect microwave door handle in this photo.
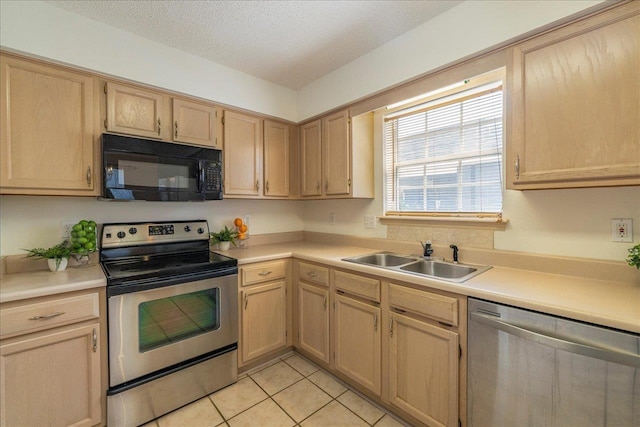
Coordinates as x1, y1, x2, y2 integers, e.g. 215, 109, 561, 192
198, 161, 205, 192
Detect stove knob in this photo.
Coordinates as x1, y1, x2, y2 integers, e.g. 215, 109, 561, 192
184, 225, 192, 232
129, 227, 137, 235
197, 227, 205, 234
117, 231, 126, 239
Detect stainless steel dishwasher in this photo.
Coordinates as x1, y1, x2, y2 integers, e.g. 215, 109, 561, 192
468, 298, 640, 427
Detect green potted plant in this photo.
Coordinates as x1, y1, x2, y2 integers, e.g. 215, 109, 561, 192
627, 243, 640, 270
210, 226, 238, 251
23, 241, 72, 272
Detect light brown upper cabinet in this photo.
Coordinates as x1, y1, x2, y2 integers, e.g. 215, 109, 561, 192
508, 2, 640, 189
263, 120, 291, 197
0, 54, 99, 196
104, 81, 170, 140
172, 98, 220, 148
300, 110, 374, 199
223, 110, 263, 197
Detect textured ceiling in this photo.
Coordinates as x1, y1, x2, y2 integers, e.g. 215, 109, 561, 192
45, 0, 462, 90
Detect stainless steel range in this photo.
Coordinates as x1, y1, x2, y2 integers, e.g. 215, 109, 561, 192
100, 220, 238, 427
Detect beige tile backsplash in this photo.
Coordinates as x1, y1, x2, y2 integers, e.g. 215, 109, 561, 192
386, 225, 494, 249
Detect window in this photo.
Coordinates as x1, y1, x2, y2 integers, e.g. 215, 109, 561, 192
384, 73, 504, 217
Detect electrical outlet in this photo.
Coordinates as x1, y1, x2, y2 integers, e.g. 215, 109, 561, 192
60, 220, 77, 239
364, 215, 376, 229
611, 218, 633, 242
329, 212, 335, 225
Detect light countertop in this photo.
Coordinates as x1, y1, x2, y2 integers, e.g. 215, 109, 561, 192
1, 242, 638, 334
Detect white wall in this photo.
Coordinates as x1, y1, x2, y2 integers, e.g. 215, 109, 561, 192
0, 0, 298, 121
297, 0, 605, 120
0, 196, 303, 255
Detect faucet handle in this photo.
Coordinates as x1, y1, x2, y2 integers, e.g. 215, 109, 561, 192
422, 240, 434, 257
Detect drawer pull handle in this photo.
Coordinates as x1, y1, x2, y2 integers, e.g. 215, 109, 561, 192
29, 311, 66, 321
307, 271, 318, 278
258, 271, 272, 277
92, 328, 97, 353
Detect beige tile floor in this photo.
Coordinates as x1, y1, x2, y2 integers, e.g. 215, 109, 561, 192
142, 352, 410, 427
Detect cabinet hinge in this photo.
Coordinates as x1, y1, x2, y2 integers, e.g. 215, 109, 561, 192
103, 83, 107, 94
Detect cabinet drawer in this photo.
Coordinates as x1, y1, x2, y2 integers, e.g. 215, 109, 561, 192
241, 260, 286, 286
334, 270, 380, 303
0, 293, 100, 338
297, 262, 329, 287
389, 284, 458, 326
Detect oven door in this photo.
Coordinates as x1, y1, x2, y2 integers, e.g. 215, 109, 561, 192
108, 273, 237, 387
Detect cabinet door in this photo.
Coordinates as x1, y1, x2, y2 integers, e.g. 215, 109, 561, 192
509, 4, 640, 189
298, 282, 330, 363
172, 98, 218, 147
334, 293, 381, 395
264, 120, 290, 197
300, 120, 322, 197
241, 281, 286, 364
323, 109, 351, 196
0, 56, 96, 194
0, 323, 101, 427
106, 82, 166, 139
223, 111, 263, 196
389, 313, 459, 427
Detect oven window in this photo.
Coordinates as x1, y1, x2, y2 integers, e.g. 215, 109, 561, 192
138, 288, 220, 352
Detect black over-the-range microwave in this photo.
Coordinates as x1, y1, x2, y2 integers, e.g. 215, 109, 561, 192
101, 133, 223, 201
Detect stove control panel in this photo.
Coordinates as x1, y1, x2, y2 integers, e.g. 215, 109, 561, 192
101, 220, 210, 248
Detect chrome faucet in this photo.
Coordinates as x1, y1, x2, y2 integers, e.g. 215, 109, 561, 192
420, 240, 434, 258
450, 244, 459, 263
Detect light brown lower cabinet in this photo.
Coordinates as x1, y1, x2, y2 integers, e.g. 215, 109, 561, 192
297, 281, 330, 363
333, 292, 381, 395
0, 289, 103, 427
388, 312, 459, 427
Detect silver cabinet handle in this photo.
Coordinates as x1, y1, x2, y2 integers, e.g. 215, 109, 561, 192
325, 181, 329, 192
256, 180, 260, 192
174, 121, 178, 137
86, 166, 92, 187
323, 295, 327, 309
258, 271, 272, 277
470, 311, 640, 368
29, 311, 66, 320
374, 313, 378, 331
389, 316, 393, 337
307, 271, 318, 278
266, 181, 270, 193
244, 294, 248, 309
316, 181, 320, 192
92, 328, 97, 353
157, 118, 161, 135
515, 155, 520, 179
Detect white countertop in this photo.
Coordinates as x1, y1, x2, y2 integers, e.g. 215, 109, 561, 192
1, 242, 638, 334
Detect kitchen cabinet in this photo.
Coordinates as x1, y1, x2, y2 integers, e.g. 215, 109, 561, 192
295, 261, 330, 364
104, 81, 170, 140
263, 120, 291, 197
239, 260, 288, 366
0, 290, 103, 427
172, 98, 220, 148
386, 283, 463, 427
223, 110, 263, 197
299, 110, 374, 199
333, 270, 381, 395
508, 2, 640, 189
0, 54, 99, 196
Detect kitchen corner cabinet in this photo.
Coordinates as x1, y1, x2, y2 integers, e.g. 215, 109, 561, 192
508, 2, 640, 189
0, 54, 99, 196
239, 260, 288, 366
333, 270, 381, 395
295, 262, 330, 364
299, 110, 374, 199
0, 289, 103, 427
104, 81, 170, 140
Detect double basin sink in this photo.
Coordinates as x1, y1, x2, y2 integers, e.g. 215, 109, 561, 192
342, 252, 491, 283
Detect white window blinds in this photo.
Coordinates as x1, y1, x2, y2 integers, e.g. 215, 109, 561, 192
384, 82, 503, 215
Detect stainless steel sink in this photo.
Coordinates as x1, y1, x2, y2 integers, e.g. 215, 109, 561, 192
342, 252, 491, 283
344, 252, 418, 267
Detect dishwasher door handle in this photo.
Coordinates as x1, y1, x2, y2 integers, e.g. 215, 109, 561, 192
470, 311, 640, 368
